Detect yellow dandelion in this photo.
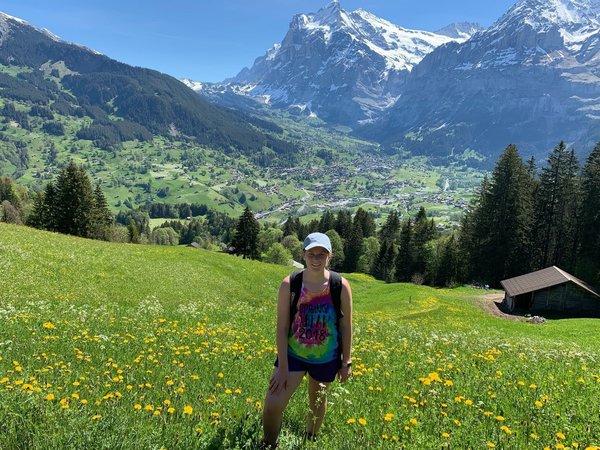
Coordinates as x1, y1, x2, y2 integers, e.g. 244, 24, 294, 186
495, 415, 505, 422
167, 407, 176, 414
183, 405, 193, 415
358, 418, 367, 426
134, 404, 142, 411
144, 404, 154, 412
409, 418, 418, 426
346, 417, 356, 424
487, 443, 496, 449
45, 393, 55, 401
442, 432, 450, 439
556, 432, 566, 440
42, 322, 56, 330
91, 415, 101, 421
383, 413, 394, 422
500, 425, 512, 435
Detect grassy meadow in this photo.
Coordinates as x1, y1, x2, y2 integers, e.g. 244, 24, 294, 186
0, 223, 599, 449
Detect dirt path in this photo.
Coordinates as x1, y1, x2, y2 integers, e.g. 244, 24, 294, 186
477, 293, 525, 321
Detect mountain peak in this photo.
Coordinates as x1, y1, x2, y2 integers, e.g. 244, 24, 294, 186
435, 22, 485, 41
487, 0, 600, 51
0, 11, 27, 25
310, 0, 349, 27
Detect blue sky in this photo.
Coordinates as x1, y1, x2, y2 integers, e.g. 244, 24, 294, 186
2, 0, 515, 82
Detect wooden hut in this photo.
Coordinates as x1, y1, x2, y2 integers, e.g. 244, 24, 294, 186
501, 266, 600, 316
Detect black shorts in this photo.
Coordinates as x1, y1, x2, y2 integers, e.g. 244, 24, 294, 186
274, 353, 341, 383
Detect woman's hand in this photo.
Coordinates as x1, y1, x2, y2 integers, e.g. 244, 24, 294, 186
269, 367, 289, 394
338, 364, 352, 382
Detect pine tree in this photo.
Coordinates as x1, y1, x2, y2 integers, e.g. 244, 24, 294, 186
413, 207, 435, 275
353, 208, 376, 238
334, 210, 353, 241
283, 216, 298, 238
42, 182, 58, 231
128, 219, 141, 243
318, 210, 336, 233
90, 184, 114, 240
0, 177, 21, 210
464, 145, 534, 286
232, 206, 260, 259
458, 175, 492, 282
343, 221, 363, 273
577, 142, 600, 286
533, 142, 580, 270
434, 235, 459, 287
394, 218, 414, 282
372, 241, 397, 283
54, 161, 96, 237
379, 211, 400, 244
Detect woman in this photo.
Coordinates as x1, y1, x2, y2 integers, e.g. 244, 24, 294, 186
261, 232, 353, 448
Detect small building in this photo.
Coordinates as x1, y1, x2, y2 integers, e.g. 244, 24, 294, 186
501, 266, 600, 316
187, 242, 201, 249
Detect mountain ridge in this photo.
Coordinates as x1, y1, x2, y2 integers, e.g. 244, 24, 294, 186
214, 1, 479, 125
363, 0, 600, 160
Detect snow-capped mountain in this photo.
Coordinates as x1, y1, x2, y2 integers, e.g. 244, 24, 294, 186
0, 11, 102, 54
367, 0, 600, 161
220, 1, 478, 125
435, 22, 484, 40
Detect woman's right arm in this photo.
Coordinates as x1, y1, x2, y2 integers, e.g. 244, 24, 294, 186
270, 276, 291, 394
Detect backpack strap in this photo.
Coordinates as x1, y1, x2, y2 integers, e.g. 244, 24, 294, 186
289, 270, 304, 326
329, 271, 344, 329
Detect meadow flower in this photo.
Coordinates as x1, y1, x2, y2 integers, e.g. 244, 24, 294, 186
358, 418, 367, 426
556, 432, 565, 440
383, 412, 394, 422
183, 405, 193, 415
500, 425, 512, 435
346, 417, 356, 424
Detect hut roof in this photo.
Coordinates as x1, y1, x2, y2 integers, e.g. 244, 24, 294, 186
501, 266, 600, 298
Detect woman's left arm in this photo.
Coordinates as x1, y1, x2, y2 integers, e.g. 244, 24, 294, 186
338, 278, 353, 382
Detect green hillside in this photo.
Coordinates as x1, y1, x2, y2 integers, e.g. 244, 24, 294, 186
0, 223, 599, 449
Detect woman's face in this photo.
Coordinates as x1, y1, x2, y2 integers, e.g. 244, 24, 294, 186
304, 247, 331, 272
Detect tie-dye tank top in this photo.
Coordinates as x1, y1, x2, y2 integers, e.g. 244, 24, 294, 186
288, 281, 340, 364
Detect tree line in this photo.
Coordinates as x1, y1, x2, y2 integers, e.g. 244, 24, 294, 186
460, 142, 600, 288
1, 162, 114, 240
230, 141, 600, 288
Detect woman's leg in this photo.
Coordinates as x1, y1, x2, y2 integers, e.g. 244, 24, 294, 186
306, 375, 331, 436
262, 370, 305, 446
